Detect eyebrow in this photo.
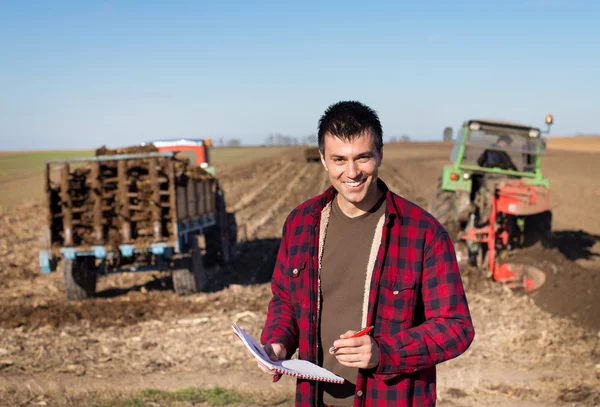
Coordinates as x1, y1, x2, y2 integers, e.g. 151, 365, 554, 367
329, 152, 373, 159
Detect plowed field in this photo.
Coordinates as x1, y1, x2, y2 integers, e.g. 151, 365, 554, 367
1, 141, 599, 406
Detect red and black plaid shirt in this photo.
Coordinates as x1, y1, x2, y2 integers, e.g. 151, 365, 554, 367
261, 179, 475, 407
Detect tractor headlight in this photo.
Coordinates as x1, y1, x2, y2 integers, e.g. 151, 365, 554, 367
529, 129, 540, 137
463, 172, 470, 180
469, 122, 481, 131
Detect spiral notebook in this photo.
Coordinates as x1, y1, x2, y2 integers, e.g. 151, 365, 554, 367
232, 322, 345, 384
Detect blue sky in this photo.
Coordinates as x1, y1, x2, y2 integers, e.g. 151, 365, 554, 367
0, 0, 598, 149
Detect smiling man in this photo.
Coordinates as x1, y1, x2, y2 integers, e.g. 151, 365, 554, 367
259, 101, 475, 407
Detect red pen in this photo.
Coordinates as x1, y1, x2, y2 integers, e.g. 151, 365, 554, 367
329, 325, 375, 353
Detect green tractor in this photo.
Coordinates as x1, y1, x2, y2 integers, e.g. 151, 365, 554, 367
429, 115, 554, 291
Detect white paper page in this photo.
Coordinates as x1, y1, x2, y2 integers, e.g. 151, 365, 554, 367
232, 323, 344, 383
275, 359, 344, 382
231, 323, 275, 370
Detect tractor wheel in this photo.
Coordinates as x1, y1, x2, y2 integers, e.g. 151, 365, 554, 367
172, 241, 207, 295
428, 178, 459, 239
63, 257, 97, 300
523, 210, 553, 248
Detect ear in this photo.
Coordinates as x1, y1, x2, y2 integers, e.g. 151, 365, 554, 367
377, 147, 383, 167
320, 151, 328, 171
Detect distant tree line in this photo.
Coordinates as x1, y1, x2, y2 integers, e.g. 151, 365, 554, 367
212, 133, 412, 148
263, 133, 317, 146
263, 133, 411, 146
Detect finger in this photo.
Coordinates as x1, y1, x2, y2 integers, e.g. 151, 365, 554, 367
266, 343, 287, 361
264, 344, 279, 361
339, 330, 357, 339
256, 361, 276, 375
335, 353, 365, 363
332, 337, 367, 350
338, 359, 368, 368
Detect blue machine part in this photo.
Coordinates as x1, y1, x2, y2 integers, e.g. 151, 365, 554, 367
39, 250, 53, 274
150, 242, 167, 255
60, 247, 77, 260
92, 245, 106, 259
120, 244, 134, 257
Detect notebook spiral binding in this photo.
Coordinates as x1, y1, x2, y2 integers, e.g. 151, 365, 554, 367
271, 366, 343, 383
232, 323, 344, 384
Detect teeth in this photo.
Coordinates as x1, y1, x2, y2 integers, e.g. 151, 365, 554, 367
345, 181, 361, 187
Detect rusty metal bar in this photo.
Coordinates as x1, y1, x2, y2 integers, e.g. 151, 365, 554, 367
205, 181, 212, 216
90, 162, 103, 244
59, 163, 73, 246
197, 179, 205, 217
210, 180, 217, 214
187, 179, 196, 219
177, 185, 187, 220
168, 160, 178, 242
46, 151, 175, 164
43, 163, 53, 248
149, 158, 162, 241
117, 160, 131, 242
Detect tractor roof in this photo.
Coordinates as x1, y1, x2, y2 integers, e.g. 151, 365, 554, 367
464, 119, 540, 132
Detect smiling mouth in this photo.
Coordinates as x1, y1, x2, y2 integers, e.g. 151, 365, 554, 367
343, 180, 365, 188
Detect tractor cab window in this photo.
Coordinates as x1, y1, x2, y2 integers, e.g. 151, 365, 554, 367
449, 126, 463, 163
450, 129, 462, 163
461, 130, 544, 173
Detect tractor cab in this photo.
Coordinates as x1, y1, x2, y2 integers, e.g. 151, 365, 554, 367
143, 138, 215, 175
444, 116, 553, 193
430, 115, 554, 293
454, 120, 546, 172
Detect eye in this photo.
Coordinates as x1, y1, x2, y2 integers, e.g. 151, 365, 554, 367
358, 156, 371, 162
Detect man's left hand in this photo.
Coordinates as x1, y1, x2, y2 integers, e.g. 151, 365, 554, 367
329, 330, 380, 369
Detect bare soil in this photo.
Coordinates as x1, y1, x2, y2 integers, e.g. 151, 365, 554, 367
1, 143, 599, 406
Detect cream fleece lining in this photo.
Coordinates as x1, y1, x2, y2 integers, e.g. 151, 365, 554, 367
317, 201, 386, 332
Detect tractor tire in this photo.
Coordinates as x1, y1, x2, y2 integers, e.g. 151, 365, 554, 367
172, 244, 206, 295
63, 257, 97, 300
428, 178, 459, 239
523, 210, 553, 248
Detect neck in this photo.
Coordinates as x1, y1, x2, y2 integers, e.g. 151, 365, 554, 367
336, 183, 384, 218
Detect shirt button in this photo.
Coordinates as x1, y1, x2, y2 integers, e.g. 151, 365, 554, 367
356, 390, 363, 397
393, 290, 399, 295
292, 268, 299, 275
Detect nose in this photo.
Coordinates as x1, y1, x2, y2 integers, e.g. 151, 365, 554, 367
346, 160, 359, 178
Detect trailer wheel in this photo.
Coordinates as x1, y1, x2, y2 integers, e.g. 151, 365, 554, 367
63, 257, 97, 300
173, 242, 207, 295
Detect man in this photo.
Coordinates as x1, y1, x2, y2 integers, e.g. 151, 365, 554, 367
259, 101, 475, 407
477, 134, 518, 171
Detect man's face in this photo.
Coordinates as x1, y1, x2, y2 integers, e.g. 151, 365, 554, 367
320, 130, 382, 209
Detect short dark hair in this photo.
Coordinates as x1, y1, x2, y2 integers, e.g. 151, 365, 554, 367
317, 101, 383, 154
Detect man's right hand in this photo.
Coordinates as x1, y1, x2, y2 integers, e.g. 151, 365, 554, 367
257, 343, 287, 377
